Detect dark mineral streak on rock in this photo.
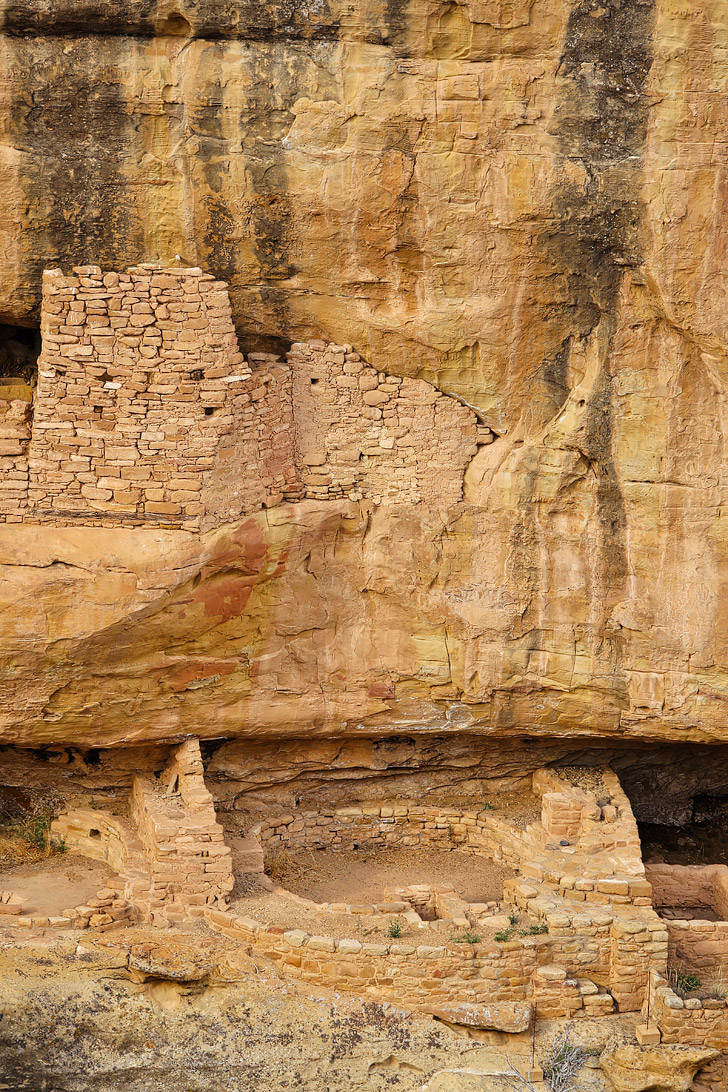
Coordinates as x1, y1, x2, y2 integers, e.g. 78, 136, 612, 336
548, 0, 656, 319
0, 0, 340, 41
243, 45, 299, 336
10, 36, 145, 321
511, 0, 656, 645
551, 0, 656, 607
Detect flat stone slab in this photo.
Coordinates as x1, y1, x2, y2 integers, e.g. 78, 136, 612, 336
425, 1001, 532, 1033
127, 941, 214, 983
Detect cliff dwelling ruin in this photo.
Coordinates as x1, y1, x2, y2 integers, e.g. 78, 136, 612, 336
0, 264, 490, 529
3, 1, 728, 1089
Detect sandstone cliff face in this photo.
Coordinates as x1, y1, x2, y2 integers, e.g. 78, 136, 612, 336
0, 1, 727, 750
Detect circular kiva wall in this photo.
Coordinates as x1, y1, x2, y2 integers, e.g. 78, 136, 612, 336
248, 803, 531, 871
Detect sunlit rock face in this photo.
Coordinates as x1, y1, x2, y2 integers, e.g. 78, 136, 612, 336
0, 1, 727, 750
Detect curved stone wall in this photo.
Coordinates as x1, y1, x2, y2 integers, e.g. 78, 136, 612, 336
251, 803, 532, 872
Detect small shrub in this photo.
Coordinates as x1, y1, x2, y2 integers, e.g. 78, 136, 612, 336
508, 911, 519, 927
504, 1024, 585, 1092
668, 966, 701, 999
542, 1023, 587, 1092
388, 919, 403, 939
482, 801, 496, 811
23, 814, 52, 852
495, 929, 510, 942
53, 836, 67, 854
0, 795, 64, 868
707, 969, 727, 1000
452, 930, 480, 944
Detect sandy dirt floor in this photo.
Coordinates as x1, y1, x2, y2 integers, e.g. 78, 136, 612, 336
229, 846, 517, 941
268, 845, 514, 905
0, 854, 112, 916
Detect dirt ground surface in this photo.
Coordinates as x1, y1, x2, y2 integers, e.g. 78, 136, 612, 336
0, 854, 112, 916
270, 845, 515, 905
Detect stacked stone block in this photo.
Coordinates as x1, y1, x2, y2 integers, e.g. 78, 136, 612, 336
0, 397, 32, 520
647, 863, 728, 920
650, 973, 728, 1092
130, 740, 234, 915
252, 803, 526, 872
0, 266, 485, 528
24, 265, 299, 529
205, 905, 549, 1011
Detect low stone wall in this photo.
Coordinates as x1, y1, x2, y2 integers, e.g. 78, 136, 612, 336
665, 918, 728, 980
650, 974, 728, 1092
49, 807, 149, 931
252, 804, 530, 872
204, 906, 615, 1018
51, 807, 132, 874
508, 879, 667, 1012
204, 904, 550, 1009
646, 863, 728, 920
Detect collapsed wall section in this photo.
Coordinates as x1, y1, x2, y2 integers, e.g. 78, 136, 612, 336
0, 265, 483, 530
290, 341, 482, 507
130, 740, 234, 914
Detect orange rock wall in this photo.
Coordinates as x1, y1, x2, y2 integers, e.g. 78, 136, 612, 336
2, 5, 728, 748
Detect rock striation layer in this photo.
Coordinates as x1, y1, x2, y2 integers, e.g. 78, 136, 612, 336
0, 3, 727, 751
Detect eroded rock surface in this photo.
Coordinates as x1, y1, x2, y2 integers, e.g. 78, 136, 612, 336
0, 932, 541, 1092
0, 8, 727, 747
600, 1038, 719, 1092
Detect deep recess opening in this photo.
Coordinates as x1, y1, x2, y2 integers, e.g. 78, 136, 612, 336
0, 324, 39, 388
236, 330, 292, 359
611, 744, 728, 867
156, 12, 192, 36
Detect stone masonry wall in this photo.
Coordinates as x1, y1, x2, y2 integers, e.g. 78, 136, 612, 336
650, 974, 728, 1092
0, 266, 484, 530
130, 741, 234, 915
253, 804, 528, 873
289, 341, 483, 506
24, 264, 299, 530
0, 397, 32, 521
646, 864, 728, 920
665, 918, 728, 980
204, 905, 549, 1011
